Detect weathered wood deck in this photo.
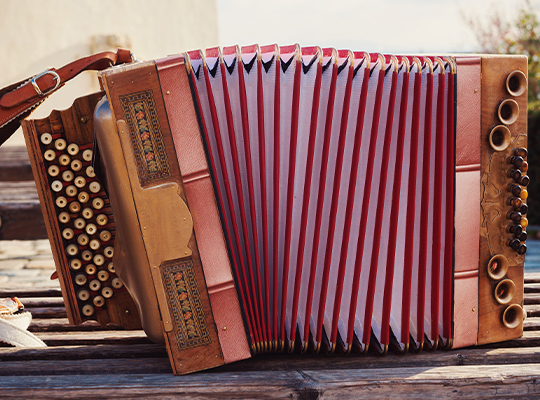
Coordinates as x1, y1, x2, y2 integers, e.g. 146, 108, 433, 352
0, 279, 538, 398
1, 146, 539, 398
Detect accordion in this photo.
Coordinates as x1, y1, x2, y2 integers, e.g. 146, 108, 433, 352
21, 45, 528, 375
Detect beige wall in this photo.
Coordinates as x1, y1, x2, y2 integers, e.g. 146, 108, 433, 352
1, 0, 218, 145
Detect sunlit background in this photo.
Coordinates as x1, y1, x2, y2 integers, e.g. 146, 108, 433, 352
1, 0, 539, 268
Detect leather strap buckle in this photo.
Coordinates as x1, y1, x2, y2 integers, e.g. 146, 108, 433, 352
30, 70, 61, 96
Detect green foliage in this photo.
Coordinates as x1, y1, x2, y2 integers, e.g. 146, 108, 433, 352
463, 1, 540, 114
464, 1, 540, 225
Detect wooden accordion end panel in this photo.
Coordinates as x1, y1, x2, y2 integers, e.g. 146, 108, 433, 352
21, 93, 142, 329
478, 56, 527, 344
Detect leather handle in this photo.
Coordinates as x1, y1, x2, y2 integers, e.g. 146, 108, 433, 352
0, 48, 133, 146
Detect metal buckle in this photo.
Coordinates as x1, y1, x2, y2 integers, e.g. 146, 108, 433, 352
30, 70, 61, 96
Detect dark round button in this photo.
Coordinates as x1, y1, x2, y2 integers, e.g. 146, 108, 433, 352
520, 175, 530, 186
512, 225, 523, 237
519, 231, 528, 241
509, 170, 522, 181
509, 184, 522, 197
509, 238, 521, 251
518, 243, 527, 255
508, 197, 523, 209
520, 204, 528, 214
510, 156, 524, 168
521, 161, 529, 172
508, 211, 522, 224
515, 148, 528, 158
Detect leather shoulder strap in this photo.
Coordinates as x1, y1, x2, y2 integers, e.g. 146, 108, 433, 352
0, 48, 133, 146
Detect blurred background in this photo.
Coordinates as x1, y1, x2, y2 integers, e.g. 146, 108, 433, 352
0, 0, 539, 258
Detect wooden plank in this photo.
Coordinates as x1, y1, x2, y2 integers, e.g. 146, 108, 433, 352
25, 307, 67, 319
29, 318, 125, 333
0, 146, 33, 182
524, 317, 540, 331
526, 304, 540, 317
0, 200, 46, 240
0, 344, 167, 362
525, 283, 540, 293
0, 363, 539, 399
34, 330, 151, 346
525, 272, 540, 284
0, 288, 62, 298
18, 297, 65, 308
524, 292, 540, 305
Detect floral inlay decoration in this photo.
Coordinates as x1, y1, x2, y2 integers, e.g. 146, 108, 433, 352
120, 90, 171, 186
161, 259, 210, 350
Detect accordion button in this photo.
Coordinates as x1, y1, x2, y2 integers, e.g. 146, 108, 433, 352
518, 243, 527, 255
507, 211, 522, 224
519, 231, 528, 241
58, 212, 70, 224
508, 238, 521, 251
521, 217, 529, 228
520, 189, 528, 200
107, 262, 115, 273
89, 239, 100, 250
84, 264, 97, 276
94, 254, 105, 266
93, 295, 105, 308
521, 161, 529, 172
43, 150, 56, 161
71, 159, 83, 171
62, 170, 74, 182
70, 259, 82, 270
99, 230, 112, 242
54, 139, 67, 151
62, 228, 74, 240
77, 290, 90, 301
77, 234, 89, 246
508, 197, 523, 209
89, 181, 101, 194
515, 147, 528, 158
40, 133, 52, 145
520, 204, 528, 214
510, 224, 523, 237
102, 287, 114, 298
86, 224, 97, 236
51, 180, 63, 192
92, 198, 104, 210
82, 208, 94, 219
509, 156, 523, 168
111, 277, 123, 289
67, 143, 79, 156
75, 273, 87, 286
508, 184, 522, 197
519, 175, 530, 187
78, 192, 89, 203
66, 244, 78, 256
74, 176, 86, 188
69, 202, 81, 213
48, 165, 60, 177
82, 149, 93, 162
86, 166, 96, 178
59, 154, 70, 166
508, 170, 522, 182
89, 279, 101, 292
81, 304, 94, 317
65, 185, 78, 197
96, 214, 108, 226
56, 196, 67, 208
98, 270, 109, 282
74, 218, 86, 230
81, 250, 93, 261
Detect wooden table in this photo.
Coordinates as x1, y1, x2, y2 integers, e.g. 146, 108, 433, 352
1, 148, 539, 398
0, 277, 539, 399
